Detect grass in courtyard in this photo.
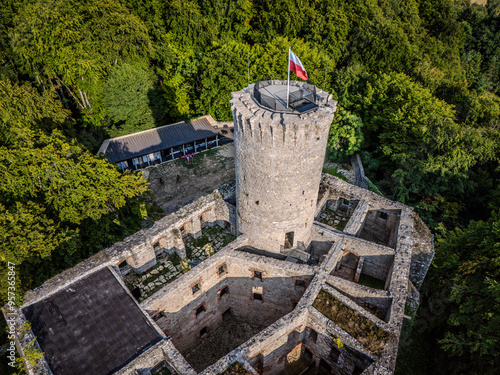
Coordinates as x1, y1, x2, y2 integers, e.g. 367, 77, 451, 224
176, 147, 223, 170
220, 362, 253, 375
124, 252, 183, 301
313, 290, 391, 356
317, 208, 349, 231
322, 165, 348, 181
184, 225, 236, 260
358, 274, 386, 290
124, 225, 235, 302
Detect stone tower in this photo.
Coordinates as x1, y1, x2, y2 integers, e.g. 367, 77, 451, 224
231, 80, 337, 254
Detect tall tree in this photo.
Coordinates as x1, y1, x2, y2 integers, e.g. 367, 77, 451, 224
9, 0, 151, 110
0, 80, 148, 301
102, 64, 166, 136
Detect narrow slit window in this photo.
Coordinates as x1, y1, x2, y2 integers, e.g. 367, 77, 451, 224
285, 231, 294, 249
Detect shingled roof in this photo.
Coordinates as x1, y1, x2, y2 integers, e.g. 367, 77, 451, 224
98, 115, 219, 163
22, 267, 162, 375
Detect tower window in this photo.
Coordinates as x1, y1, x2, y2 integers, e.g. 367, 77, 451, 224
285, 231, 294, 249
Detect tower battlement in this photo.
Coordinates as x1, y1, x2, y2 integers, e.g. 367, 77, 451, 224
231, 81, 337, 254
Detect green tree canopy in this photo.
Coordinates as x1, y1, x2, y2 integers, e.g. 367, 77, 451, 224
0, 80, 148, 299
103, 63, 166, 136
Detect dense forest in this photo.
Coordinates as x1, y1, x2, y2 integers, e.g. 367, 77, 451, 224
0, 0, 499, 374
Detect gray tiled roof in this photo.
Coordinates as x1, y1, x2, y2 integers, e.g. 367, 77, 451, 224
99, 116, 218, 163
22, 267, 161, 375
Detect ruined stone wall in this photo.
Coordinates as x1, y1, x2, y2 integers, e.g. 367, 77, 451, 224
140, 241, 314, 355
226, 253, 314, 326
409, 214, 435, 289
140, 238, 248, 354
361, 254, 395, 282
231, 82, 337, 253
23, 190, 230, 307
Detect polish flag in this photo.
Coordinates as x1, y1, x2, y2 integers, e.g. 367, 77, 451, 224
290, 50, 308, 81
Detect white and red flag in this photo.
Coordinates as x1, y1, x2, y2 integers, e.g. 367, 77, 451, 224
289, 50, 308, 81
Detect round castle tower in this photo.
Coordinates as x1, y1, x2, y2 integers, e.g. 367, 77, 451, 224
231, 80, 337, 254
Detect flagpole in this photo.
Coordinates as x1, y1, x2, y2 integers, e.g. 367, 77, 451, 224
323, 62, 328, 91
287, 46, 291, 108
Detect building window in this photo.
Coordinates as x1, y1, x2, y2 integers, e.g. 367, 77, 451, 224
253, 292, 263, 301
153, 241, 160, 250
219, 286, 229, 298
253, 271, 263, 280
152, 311, 165, 320
192, 283, 200, 294
309, 329, 318, 343
195, 304, 206, 316
118, 260, 128, 269
218, 263, 227, 276
319, 359, 332, 373
329, 346, 341, 362
151, 361, 167, 374
378, 211, 388, 220
180, 225, 186, 235
295, 279, 307, 288
200, 327, 208, 337
222, 308, 231, 320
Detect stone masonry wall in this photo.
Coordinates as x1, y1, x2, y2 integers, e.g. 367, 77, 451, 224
23, 190, 230, 307
231, 81, 337, 253
140, 241, 315, 355
227, 252, 315, 326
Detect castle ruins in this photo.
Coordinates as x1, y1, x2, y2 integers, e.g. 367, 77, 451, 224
4, 80, 434, 375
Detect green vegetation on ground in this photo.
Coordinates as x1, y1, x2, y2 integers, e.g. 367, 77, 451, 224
313, 289, 391, 356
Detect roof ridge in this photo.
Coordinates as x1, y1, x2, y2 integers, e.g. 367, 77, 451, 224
107, 121, 187, 142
